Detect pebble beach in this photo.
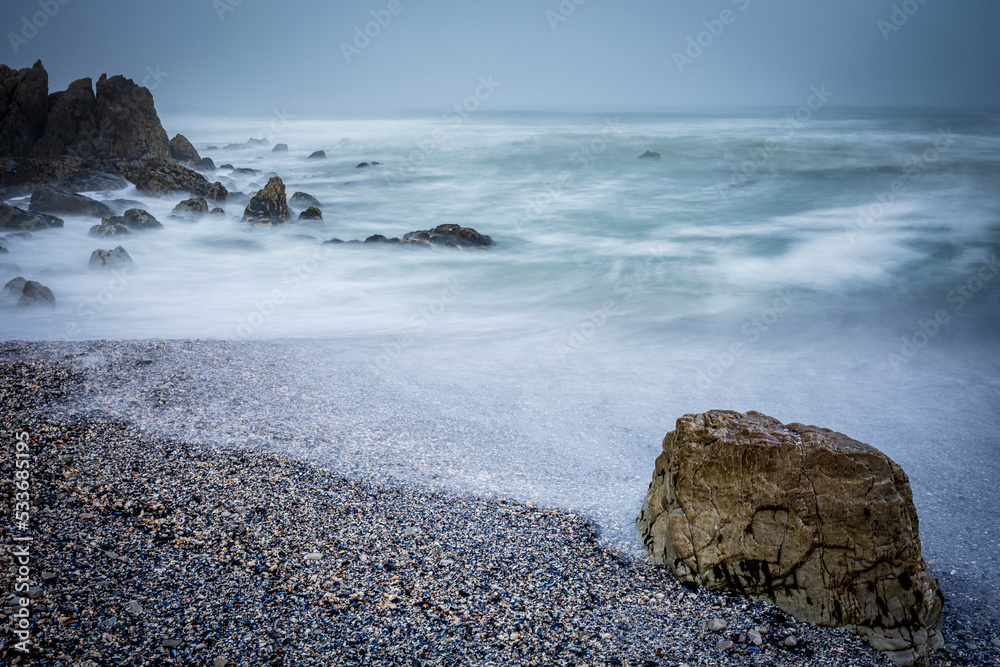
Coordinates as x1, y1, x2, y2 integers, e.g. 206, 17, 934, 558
1, 341, 996, 666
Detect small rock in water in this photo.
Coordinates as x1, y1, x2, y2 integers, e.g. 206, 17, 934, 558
707, 618, 727, 632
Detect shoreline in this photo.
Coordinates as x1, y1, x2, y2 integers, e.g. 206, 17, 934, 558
0, 342, 994, 665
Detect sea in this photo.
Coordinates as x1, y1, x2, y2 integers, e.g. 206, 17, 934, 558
2, 108, 999, 620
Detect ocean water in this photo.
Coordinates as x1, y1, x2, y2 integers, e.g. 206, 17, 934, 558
3, 109, 1000, 618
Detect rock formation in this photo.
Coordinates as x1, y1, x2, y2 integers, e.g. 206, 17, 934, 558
308, 150, 326, 159
401, 224, 493, 248
638, 150, 661, 161
15, 279, 55, 308
173, 197, 208, 218
0, 203, 63, 230
89, 208, 161, 237
169, 134, 201, 163
109, 158, 209, 197
636, 410, 943, 666
89, 246, 133, 271
242, 176, 289, 223
29, 185, 113, 218
298, 206, 322, 220
288, 191, 320, 209
191, 180, 228, 202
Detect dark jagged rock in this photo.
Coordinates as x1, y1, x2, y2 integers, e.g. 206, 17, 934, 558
242, 176, 289, 224
233, 167, 257, 175
288, 191, 320, 209
356, 162, 370, 168
172, 196, 208, 218
29, 185, 113, 218
31, 77, 97, 159
637, 410, 943, 666
322, 238, 345, 245
57, 168, 127, 192
0, 203, 63, 230
89, 245, 133, 271
272, 143, 288, 152
109, 158, 209, 197
90, 73, 170, 159
89, 208, 161, 237
191, 180, 228, 202
169, 134, 201, 163
0, 60, 49, 157
401, 224, 493, 248
224, 137, 268, 150
0, 155, 87, 196
219, 163, 234, 170
209, 207, 225, 216
195, 157, 216, 171
308, 150, 326, 159
638, 150, 661, 161
298, 206, 322, 220
17, 279, 55, 308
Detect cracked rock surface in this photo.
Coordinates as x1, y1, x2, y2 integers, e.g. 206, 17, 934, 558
637, 410, 943, 666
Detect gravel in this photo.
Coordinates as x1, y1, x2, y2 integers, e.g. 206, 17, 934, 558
0, 341, 995, 666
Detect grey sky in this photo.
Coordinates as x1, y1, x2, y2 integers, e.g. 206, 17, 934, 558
2, 0, 998, 115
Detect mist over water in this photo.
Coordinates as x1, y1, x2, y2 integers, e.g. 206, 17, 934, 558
3, 109, 1000, 617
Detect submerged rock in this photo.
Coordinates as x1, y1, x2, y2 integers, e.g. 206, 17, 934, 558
401, 224, 493, 248
298, 206, 322, 220
288, 191, 320, 209
355, 162, 370, 168
29, 185, 113, 218
308, 150, 326, 159
0, 203, 64, 230
89, 245, 133, 271
172, 196, 209, 218
169, 134, 201, 163
3, 276, 27, 302
272, 143, 288, 152
89, 208, 161, 237
638, 150, 661, 161
636, 410, 943, 666
191, 180, 228, 202
17, 279, 55, 308
242, 176, 289, 224
57, 169, 128, 192
195, 156, 216, 171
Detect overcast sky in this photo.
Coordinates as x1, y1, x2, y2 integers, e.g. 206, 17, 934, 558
2, 0, 998, 116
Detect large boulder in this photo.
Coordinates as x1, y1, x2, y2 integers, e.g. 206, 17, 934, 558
0, 203, 63, 230
0, 61, 49, 157
169, 134, 201, 163
636, 410, 943, 666
88, 73, 169, 159
57, 168, 128, 192
242, 176, 289, 223
401, 224, 493, 248
89, 245, 133, 271
29, 185, 113, 218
